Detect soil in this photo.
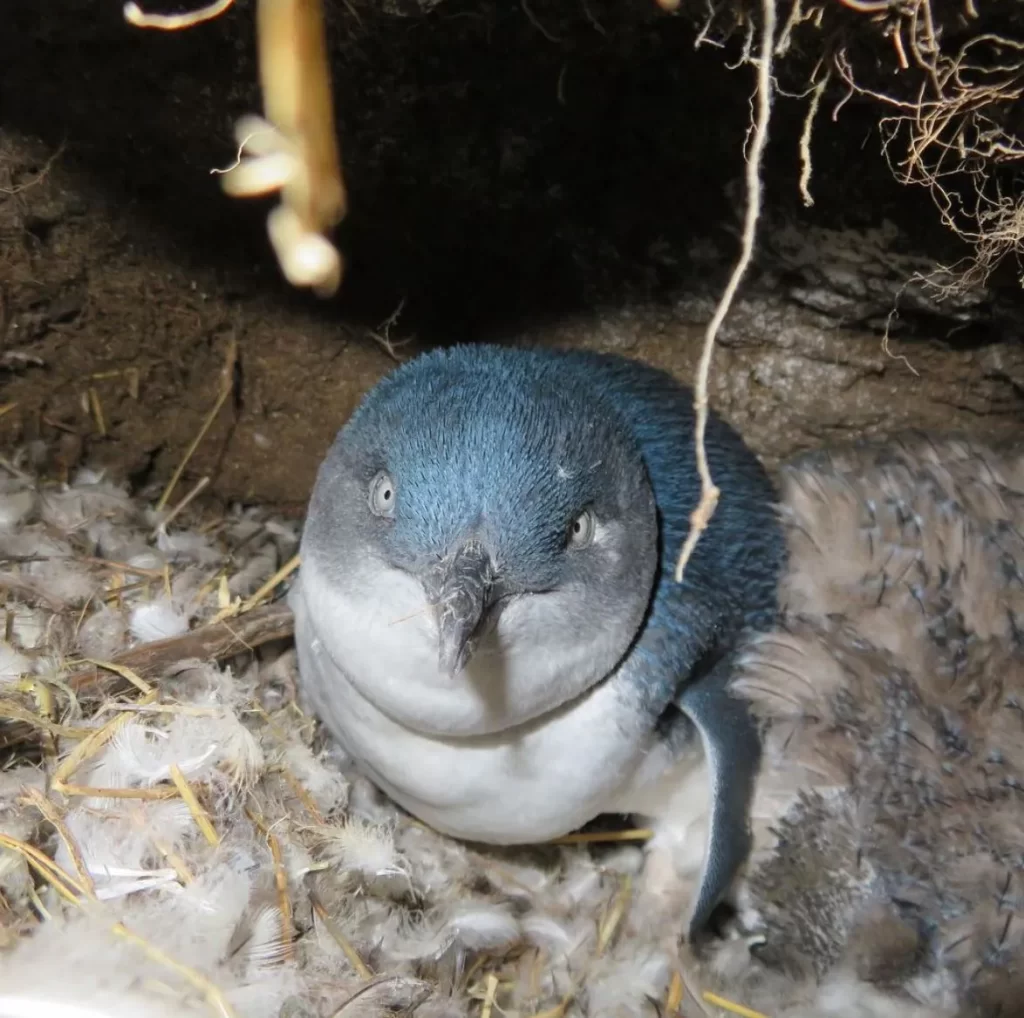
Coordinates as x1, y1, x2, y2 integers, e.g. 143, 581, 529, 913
1, 0, 1022, 514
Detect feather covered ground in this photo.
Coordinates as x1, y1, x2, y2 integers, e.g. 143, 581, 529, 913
0, 449, 701, 1018
0, 432, 1022, 1018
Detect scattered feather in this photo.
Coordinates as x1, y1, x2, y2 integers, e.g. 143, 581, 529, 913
0, 643, 30, 683
78, 605, 130, 660
446, 903, 521, 951
0, 487, 34, 530
129, 600, 189, 643
319, 817, 410, 898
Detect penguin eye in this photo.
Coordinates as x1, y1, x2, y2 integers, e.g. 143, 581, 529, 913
567, 508, 595, 549
369, 471, 396, 517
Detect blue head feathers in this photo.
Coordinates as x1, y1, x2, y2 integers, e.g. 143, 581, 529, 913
324, 344, 655, 591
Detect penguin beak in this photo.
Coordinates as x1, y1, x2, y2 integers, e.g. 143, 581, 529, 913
424, 541, 504, 677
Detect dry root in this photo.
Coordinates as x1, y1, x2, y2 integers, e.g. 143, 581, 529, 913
691, 0, 1024, 294
127, 0, 347, 297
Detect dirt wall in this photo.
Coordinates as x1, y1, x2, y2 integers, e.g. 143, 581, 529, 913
1, 0, 1021, 511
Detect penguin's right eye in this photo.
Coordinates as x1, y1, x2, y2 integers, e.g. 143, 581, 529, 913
369, 471, 396, 518
567, 508, 596, 549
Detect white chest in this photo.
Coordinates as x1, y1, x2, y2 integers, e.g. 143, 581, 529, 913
291, 570, 673, 843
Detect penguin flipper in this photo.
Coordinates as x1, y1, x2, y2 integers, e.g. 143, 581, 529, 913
673, 656, 761, 939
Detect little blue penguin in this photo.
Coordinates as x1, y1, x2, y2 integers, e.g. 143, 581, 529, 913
290, 343, 787, 936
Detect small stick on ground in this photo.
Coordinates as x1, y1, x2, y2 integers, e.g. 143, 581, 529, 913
551, 828, 652, 845
20, 787, 97, 897
0, 833, 88, 904
110, 921, 240, 1018
266, 830, 295, 962
157, 476, 212, 533
243, 555, 300, 607
480, 973, 500, 1018
68, 602, 295, 697
701, 991, 770, 1018
87, 388, 106, 437
58, 784, 180, 801
666, 972, 685, 1016
596, 874, 632, 956
157, 336, 237, 512
279, 766, 326, 823
169, 764, 221, 846
52, 695, 156, 791
311, 893, 374, 979
675, 0, 778, 584
81, 659, 155, 696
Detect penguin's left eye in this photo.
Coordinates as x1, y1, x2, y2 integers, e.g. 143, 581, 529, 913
567, 508, 596, 549
369, 471, 397, 518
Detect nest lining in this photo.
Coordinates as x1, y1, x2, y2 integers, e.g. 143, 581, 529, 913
0, 448, 709, 1018
3, 431, 1024, 1018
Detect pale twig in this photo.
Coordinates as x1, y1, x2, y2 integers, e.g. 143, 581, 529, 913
551, 828, 652, 845
157, 336, 237, 512
240, 553, 300, 612
169, 765, 221, 847
367, 298, 413, 362
596, 874, 632, 955
1, 815, 234, 1018
278, 766, 326, 823
310, 893, 373, 979
57, 785, 180, 801
157, 476, 211, 534
702, 991, 770, 1018
20, 787, 97, 897
87, 388, 106, 437
209, 553, 300, 624
674, 0, 778, 583
265, 830, 295, 962
80, 659, 155, 697
220, 0, 347, 296
882, 281, 922, 376
0, 833, 88, 904
480, 973, 500, 1018
110, 922, 239, 1018
666, 972, 685, 1016
124, 0, 236, 30
0, 699, 90, 740
52, 694, 157, 790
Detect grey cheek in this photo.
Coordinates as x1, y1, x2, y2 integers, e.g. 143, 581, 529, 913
499, 594, 559, 638
500, 590, 604, 659
594, 527, 623, 566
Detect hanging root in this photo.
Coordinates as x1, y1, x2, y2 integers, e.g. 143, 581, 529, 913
675, 0, 778, 583
688, 0, 1024, 293
125, 0, 347, 297
834, 21, 1024, 291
